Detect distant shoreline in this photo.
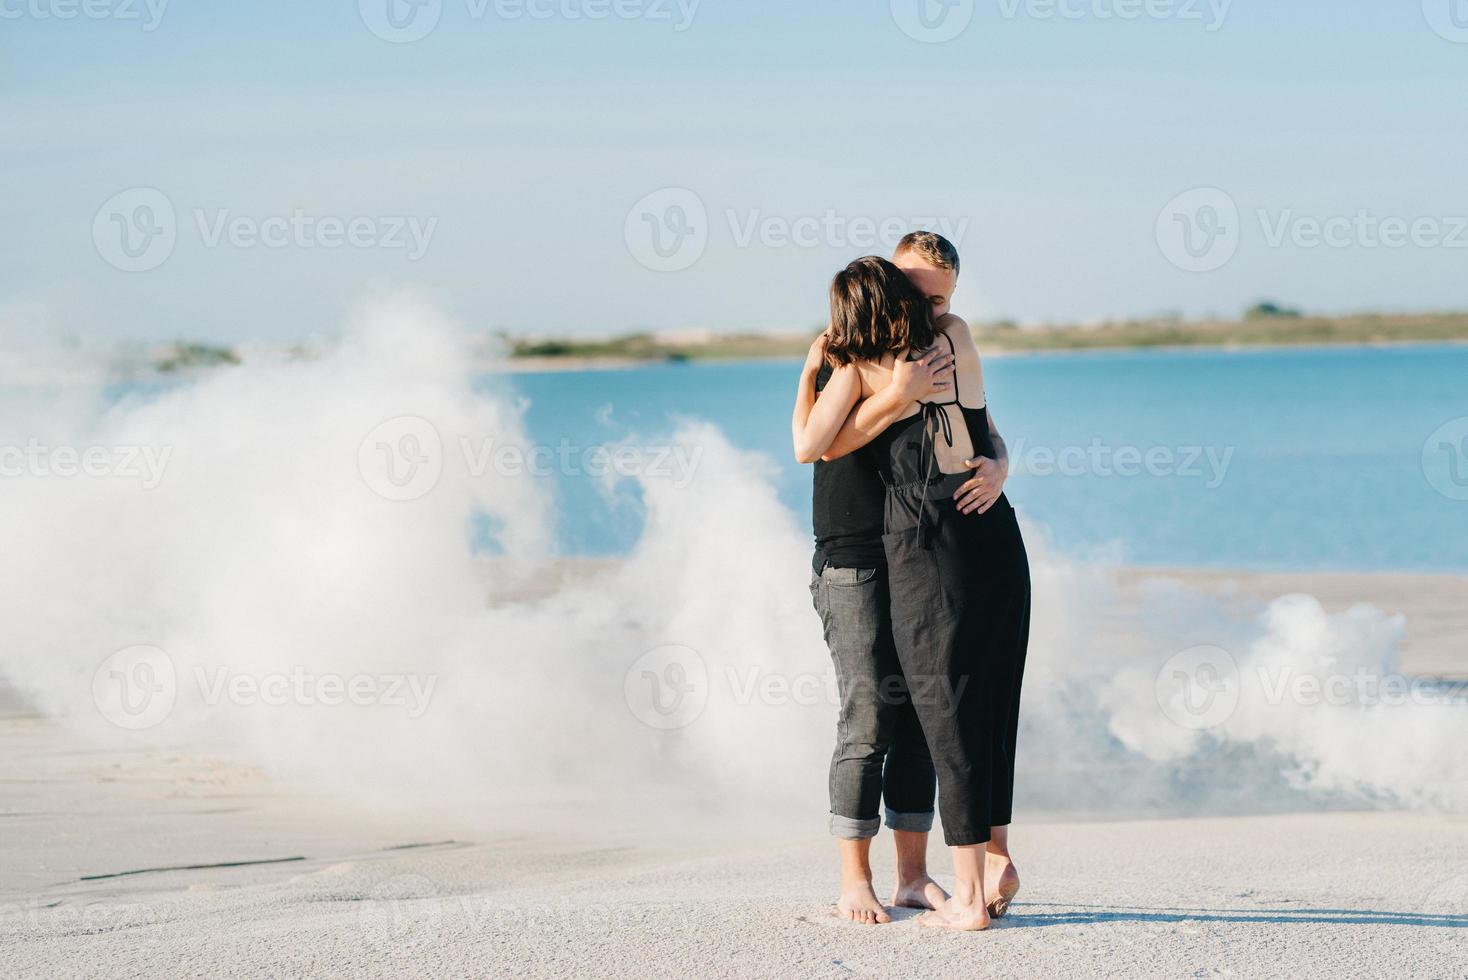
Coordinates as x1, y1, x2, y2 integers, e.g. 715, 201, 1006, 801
491, 334, 1468, 374
494, 311, 1468, 372
119, 312, 1468, 377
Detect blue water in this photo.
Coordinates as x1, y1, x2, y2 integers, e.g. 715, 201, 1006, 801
499, 344, 1468, 572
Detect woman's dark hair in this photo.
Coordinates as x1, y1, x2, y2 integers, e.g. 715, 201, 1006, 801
825, 256, 936, 366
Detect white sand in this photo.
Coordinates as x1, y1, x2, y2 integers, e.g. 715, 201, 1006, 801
4, 565, 1466, 978
4, 713, 1464, 978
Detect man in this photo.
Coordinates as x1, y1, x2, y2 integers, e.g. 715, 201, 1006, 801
792, 231, 984, 924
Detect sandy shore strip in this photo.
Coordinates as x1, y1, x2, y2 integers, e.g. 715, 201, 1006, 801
482, 559, 1468, 677
1109, 566, 1468, 680
4, 562, 1465, 976
1111, 567, 1468, 678
2, 711, 1465, 979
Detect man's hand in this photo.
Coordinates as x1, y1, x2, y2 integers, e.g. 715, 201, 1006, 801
803, 332, 830, 376
891, 349, 955, 403
954, 456, 1007, 515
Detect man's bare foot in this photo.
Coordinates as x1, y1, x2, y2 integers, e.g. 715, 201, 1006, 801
985, 851, 1020, 918
836, 878, 891, 924
918, 894, 991, 931
890, 874, 950, 911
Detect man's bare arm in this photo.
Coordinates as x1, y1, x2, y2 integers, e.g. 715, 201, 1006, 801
987, 407, 1009, 472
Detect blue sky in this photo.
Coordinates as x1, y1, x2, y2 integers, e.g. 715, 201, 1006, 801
3, 0, 1467, 341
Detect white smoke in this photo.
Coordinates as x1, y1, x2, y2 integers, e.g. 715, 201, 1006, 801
1099, 592, 1467, 811
0, 295, 1461, 835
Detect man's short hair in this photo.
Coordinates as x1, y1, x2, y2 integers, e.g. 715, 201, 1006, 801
895, 231, 960, 275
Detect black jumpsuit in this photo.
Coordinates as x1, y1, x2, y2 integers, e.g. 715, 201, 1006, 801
862, 335, 1031, 847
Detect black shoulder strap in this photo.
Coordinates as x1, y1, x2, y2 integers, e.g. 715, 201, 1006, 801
941, 331, 959, 403
916, 330, 960, 408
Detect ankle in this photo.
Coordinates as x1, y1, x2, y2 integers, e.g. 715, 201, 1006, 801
896, 864, 930, 885
950, 881, 983, 907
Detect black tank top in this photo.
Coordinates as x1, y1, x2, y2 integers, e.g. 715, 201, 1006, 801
811, 363, 887, 571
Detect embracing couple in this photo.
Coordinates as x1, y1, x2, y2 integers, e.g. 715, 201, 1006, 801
792, 232, 1031, 932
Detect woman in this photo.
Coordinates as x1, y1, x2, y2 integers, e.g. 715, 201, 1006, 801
795, 256, 1031, 931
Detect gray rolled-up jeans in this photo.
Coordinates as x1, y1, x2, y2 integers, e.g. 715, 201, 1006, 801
811, 564, 936, 839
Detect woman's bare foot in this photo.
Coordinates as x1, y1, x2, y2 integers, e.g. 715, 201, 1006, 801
918, 894, 992, 931
836, 877, 891, 924
890, 874, 950, 910
985, 851, 1020, 918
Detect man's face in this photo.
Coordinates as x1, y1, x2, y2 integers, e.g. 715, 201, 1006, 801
893, 252, 957, 320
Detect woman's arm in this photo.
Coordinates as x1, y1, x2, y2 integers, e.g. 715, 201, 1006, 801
791, 335, 862, 464
820, 348, 956, 461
